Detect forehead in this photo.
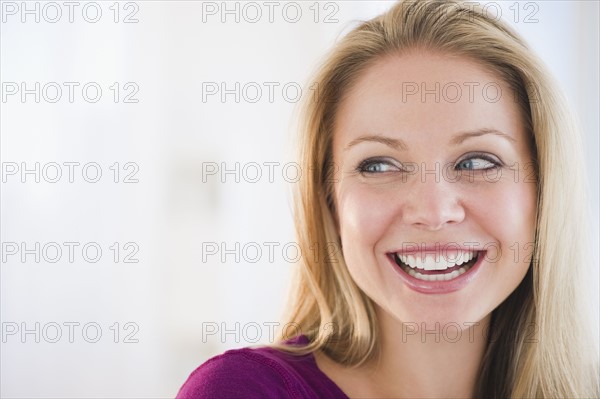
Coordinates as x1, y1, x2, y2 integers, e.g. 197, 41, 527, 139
333, 51, 525, 146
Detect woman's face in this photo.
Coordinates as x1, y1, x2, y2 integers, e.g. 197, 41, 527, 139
332, 51, 537, 329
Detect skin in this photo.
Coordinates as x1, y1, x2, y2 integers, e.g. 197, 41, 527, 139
314, 50, 537, 398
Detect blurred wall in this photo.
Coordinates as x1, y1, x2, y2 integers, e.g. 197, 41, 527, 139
1, 1, 598, 397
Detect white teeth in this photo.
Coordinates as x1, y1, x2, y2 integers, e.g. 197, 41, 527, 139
399, 254, 416, 268
397, 251, 477, 271
424, 255, 437, 271
408, 255, 417, 268
409, 264, 472, 281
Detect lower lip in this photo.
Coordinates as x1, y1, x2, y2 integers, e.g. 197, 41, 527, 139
387, 251, 486, 294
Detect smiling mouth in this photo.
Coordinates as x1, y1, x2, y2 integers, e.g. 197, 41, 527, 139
393, 251, 482, 282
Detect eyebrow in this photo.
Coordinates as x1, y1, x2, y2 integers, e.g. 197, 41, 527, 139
344, 135, 408, 151
450, 128, 517, 145
344, 128, 516, 151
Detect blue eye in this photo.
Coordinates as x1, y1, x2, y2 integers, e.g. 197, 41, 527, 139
456, 155, 499, 170
357, 158, 402, 174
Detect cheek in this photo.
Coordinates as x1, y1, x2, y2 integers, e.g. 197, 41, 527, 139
466, 180, 537, 257
336, 184, 395, 255
335, 183, 400, 301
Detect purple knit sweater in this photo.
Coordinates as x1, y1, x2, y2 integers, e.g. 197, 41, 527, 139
176, 335, 348, 398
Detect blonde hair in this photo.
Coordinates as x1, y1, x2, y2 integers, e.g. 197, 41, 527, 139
277, 1, 599, 397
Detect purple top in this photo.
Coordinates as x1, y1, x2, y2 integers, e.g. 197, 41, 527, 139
176, 336, 348, 398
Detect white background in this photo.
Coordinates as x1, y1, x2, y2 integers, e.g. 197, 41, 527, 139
1, 1, 598, 397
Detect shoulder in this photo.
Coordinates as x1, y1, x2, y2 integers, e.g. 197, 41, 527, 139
176, 337, 347, 399
176, 347, 296, 398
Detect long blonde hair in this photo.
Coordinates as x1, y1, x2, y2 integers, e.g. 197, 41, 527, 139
278, 1, 599, 397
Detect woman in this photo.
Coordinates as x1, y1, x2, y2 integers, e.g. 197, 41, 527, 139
178, 0, 599, 397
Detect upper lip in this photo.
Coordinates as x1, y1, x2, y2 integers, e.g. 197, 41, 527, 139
388, 243, 486, 254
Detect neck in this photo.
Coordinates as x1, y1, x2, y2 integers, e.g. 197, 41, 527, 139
363, 308, 491, 398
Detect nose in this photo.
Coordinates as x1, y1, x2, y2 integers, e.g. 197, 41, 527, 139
400, 171, 466, 230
